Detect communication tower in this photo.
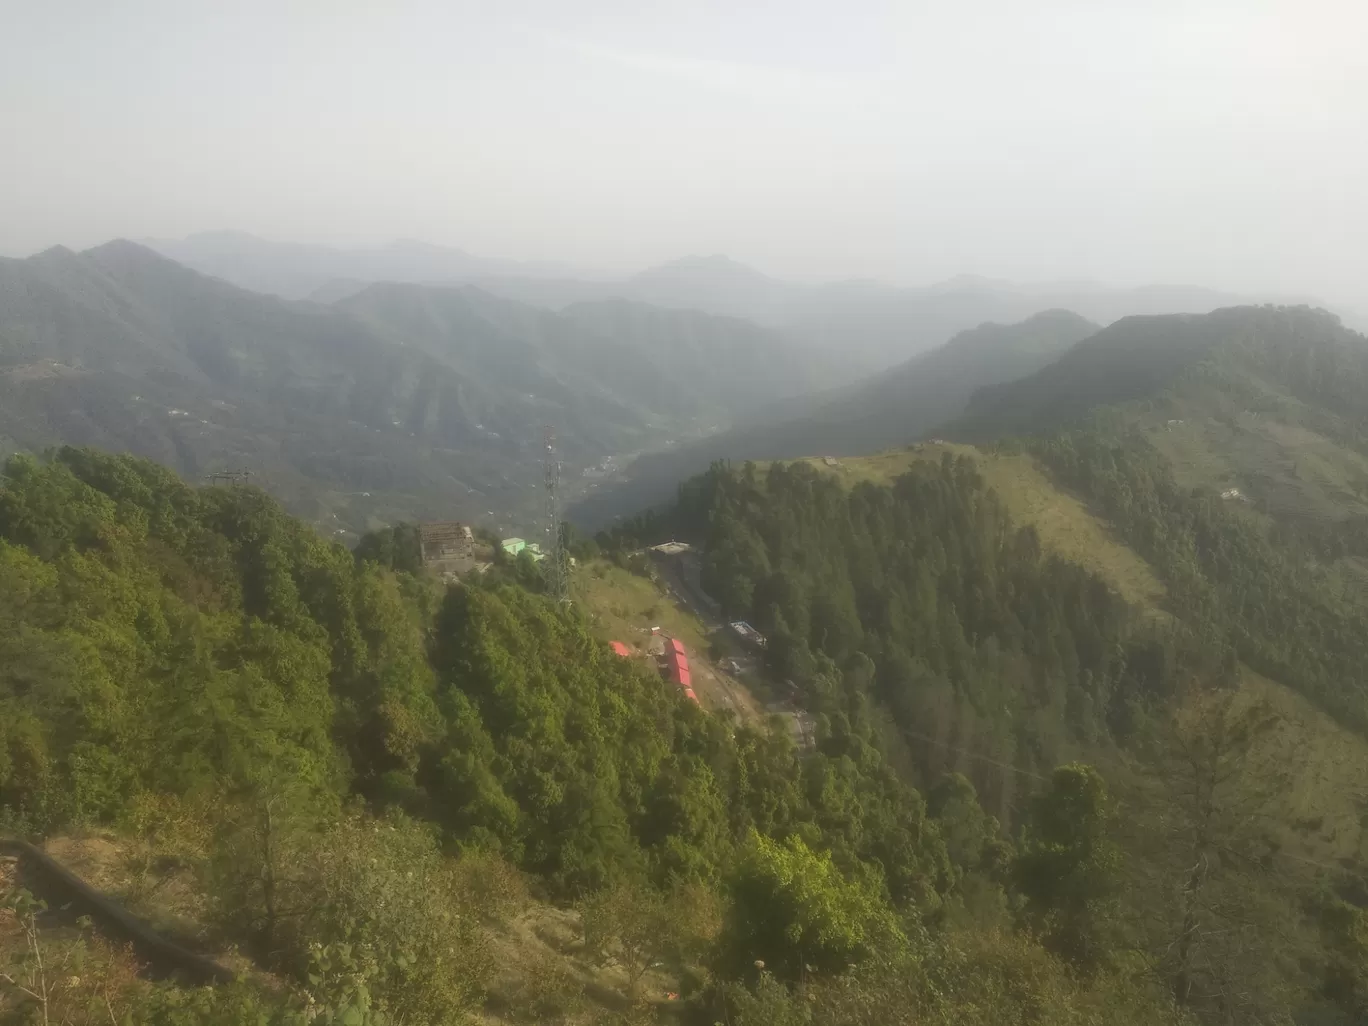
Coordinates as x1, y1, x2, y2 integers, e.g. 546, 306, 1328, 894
543, 426, 569, 603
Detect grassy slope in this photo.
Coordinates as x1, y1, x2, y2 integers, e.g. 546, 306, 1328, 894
1132, 378, 1368, 525
1121, 367, 1368, 603
571, 560, 765, 723
790, 442, 1167, 610
1233, 669, 1368, 867
787, 444, 1368, 870
19, 833, 679, 1026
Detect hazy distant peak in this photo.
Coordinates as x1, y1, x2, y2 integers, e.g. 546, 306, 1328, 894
82, 239, 205, 280
30, 244, 79, 263
927, 273, 1019, 294
631, 253, 775, 283
1021, 308, 1098, 326
140, 232, 600, 299
384, 237, 474, 256
177, 229, 265, 244
86, 237, 165, 259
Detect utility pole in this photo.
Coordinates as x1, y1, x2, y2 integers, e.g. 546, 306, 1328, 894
543, 426, 569, 603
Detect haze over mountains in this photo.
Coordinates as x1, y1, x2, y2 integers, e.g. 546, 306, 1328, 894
145, 231, 1309, 374
0, 239, 829, 535
144, 230, 599, 302
569, 308, 1102, 525
7, 230, 1360, 540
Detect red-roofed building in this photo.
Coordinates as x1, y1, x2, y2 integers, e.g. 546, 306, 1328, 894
682, 687, 698, 704
669, 638, 686, 656
609, 641, 631, 657
676, 666, 691, 689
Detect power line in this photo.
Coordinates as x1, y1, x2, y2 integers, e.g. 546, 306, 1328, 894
896, 727, 1051, 782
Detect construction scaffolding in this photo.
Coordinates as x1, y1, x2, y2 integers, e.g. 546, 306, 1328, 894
206, 469, 252, 487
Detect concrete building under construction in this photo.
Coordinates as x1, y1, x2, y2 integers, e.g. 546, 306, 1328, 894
419, 521, 473, 565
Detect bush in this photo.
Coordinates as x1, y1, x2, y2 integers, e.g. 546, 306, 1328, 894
715, 832, 906, 982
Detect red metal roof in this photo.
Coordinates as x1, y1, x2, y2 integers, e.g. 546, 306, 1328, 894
669, 638, 686, 655
676, 666, 691, 688
609, 641, 630, 657
682, 687, 698, 703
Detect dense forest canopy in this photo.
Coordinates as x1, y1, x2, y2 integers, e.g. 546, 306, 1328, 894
623, 456, 1225, 812
0, 447, 1063, 1024
602, 439, 1368, 1022
5, 439, 1368, 1023
0, 447, 945, 900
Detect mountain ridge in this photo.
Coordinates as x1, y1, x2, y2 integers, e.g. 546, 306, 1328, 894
0, 240, 832, 535
568, 308, 1100, 527
148, 230, 1317, 373
947, 303, 1368, 534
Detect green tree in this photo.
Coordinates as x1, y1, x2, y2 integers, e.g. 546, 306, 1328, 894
717, 832, 906, 981
1013, 763, 1121, 970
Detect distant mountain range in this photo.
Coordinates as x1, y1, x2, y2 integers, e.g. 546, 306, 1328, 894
15, 232, 1355, 538
144, 232, 1307, 372
571, 302, 1368, 531
0, 241, 830, 536
142, 231, 597, 302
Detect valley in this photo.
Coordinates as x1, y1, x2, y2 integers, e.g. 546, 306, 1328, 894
0, 241, 833, 541
7, 257, 1368, 1025
9, 3, 1368, 1021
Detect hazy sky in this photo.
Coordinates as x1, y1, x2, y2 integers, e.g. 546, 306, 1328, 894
3, 0, 1365, 303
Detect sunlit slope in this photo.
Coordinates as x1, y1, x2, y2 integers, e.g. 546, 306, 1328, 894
792, 444, 1368, 870
1232, 668, 1368, 866
790, 442, 1167, 610
958, 305, 1368, 528
1135, 372, 1368, 524
571, 558, 765, 722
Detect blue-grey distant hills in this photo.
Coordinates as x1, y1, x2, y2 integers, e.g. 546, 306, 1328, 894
142, 230, 597, 303
144, 233, 1308, 372
0, 240, 831, 535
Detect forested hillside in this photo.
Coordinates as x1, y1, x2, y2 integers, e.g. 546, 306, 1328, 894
944, 305, 1368, 727
606, 440, 1368, 1022
0, 241, 828, 537
955, 305, 1365, 451
0, 446, 1205, 1024
629, 457, 1220, 813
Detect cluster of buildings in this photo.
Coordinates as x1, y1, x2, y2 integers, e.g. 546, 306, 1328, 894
665, 637, 698, 704
606, 633, 699, 705
500, 536, 545, 561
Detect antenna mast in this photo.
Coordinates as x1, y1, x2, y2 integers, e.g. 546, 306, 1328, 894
543, 426, 569, 603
